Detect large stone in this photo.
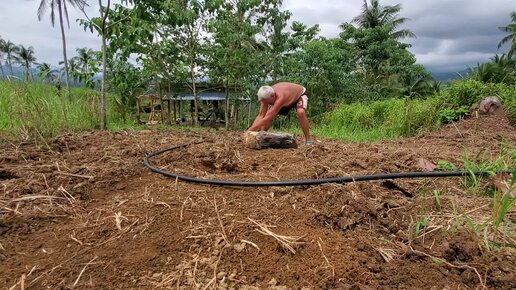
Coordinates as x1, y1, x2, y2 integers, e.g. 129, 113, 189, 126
469, 96, 502, 115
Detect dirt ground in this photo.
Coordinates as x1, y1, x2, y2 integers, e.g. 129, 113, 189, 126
1, 113, 515, 290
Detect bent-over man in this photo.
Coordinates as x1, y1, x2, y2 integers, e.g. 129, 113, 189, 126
245, 82, 313, 145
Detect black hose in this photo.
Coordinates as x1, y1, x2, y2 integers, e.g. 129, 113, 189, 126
143, 142, 513, 187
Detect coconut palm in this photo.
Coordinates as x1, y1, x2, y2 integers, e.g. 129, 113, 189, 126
468, 54, 516, 84
73, 47, 95, 73
498, 12, 516, 59
0, 37, 5, 78
352, 0, 415, 39
37, 0, 87, 98
1, 40, 18, 77
59, 57, 80, 84
13, 45, 37, 81
36, 62, 59, 83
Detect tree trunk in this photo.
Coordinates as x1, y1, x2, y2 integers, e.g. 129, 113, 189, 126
191, 63, 199, 126
0, 61, 5, 78
99, 0, 109, 130
224, 81, 229, 130
24, 62, 29, 81
244, 131, 298, 150
8, 54, 14, 77
58, 1, 71, 100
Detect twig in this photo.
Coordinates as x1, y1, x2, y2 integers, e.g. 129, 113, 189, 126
318, 238, 335, 280
248, 218, 304, 254
241, 239, 260, 251
214, 195, 229, 244
56, 171, 94, 179
58, 186, 76, 203
72, 256, 97, 288
7, 195, 66, 203
114, 212, 128, 231
416, 225, 443, 240
375, 247, 398, 263
445, 204, 490, 229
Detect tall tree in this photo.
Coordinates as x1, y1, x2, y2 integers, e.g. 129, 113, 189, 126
207, 0, 290, 128
0, 37, 5, 78
36, 62, 59, 83
38, 0, 87, 99
498, 11, 516, 59
352, 0, 415, 40
164, 0, 219, 126
14, 45, 37, 81
73, 47, 95, 73
71, 47, 98, 88
340, 23, 429, 99
80, 0, 124, 129
1, 40, 18, 77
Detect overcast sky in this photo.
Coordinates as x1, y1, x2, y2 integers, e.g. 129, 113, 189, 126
1, 0, 514, 74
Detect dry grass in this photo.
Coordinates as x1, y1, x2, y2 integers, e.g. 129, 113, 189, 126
248, 217, 305, 254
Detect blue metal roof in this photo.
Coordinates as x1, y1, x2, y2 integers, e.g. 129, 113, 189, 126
166, 91, 250, 101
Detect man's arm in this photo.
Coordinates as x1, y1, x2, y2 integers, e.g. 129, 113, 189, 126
247, 102, 282, 131
247, 102, 267, 131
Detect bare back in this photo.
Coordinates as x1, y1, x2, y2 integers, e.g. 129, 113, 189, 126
271, 82, 305, 107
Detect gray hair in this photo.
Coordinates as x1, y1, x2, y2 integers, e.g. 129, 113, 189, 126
257, 86, 275, 101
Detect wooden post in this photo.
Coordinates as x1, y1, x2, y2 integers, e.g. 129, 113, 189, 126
136, 96, 141, 124
244, 131, 298, 150
173, 100, 176, 123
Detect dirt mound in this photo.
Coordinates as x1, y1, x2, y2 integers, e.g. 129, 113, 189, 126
1, 114, 515, 289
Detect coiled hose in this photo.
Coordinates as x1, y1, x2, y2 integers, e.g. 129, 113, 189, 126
143, 142, 513, 187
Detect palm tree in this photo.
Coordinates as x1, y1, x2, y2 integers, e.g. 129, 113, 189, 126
38, 0, 87, 98
498, 11, 516, 59
13, 45, 37, 81
468, 54, 516, 84
36, 62, 59, 83
0, 37, 5, 78
352, 0, 415, 39
59, 57, 80, 84
1, 40, 18, 77
73, 47, 95, 73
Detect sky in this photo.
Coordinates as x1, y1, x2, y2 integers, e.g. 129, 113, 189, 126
1, 0, 514, 75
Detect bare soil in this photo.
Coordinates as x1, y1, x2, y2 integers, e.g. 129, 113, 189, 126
1, 114, 515, 290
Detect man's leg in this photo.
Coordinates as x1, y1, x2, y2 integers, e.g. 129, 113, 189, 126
295, 95, 312, 143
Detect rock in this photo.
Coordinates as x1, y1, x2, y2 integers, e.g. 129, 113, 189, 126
414, 157, 437, 171
469, 96, 502, 115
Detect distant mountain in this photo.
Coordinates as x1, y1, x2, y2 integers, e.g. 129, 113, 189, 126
0, 65, 88, 87
431, 69, 468, 82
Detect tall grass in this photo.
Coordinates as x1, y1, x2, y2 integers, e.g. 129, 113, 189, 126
314, 97, 441, 141
0, 80, 129, 139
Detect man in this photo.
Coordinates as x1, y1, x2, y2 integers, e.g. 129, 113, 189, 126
245, 82, 313, 145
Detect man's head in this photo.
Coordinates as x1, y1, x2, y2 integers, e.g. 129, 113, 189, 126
257, 86, 275, 104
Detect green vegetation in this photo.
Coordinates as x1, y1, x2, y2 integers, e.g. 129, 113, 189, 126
311, 79, 516, 142
0, 1, 514, 141
462, 146, 516, 193
314, 97, 441, 141
414, 215, 429, 238
0, 80, 130, 139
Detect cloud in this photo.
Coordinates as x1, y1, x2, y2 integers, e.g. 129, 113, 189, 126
1, 0, 108, 65
1, 0, 514, 74
283, 0, 515, 74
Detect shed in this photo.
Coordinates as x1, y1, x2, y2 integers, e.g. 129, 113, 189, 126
165, 89, 251, 125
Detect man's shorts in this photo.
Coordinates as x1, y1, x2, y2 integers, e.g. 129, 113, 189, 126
278, 88, 309, 116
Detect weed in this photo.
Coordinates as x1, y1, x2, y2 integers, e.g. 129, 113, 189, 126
415, 215, 429, 237
432, 190, 442, 210
436, 160, 457, 171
